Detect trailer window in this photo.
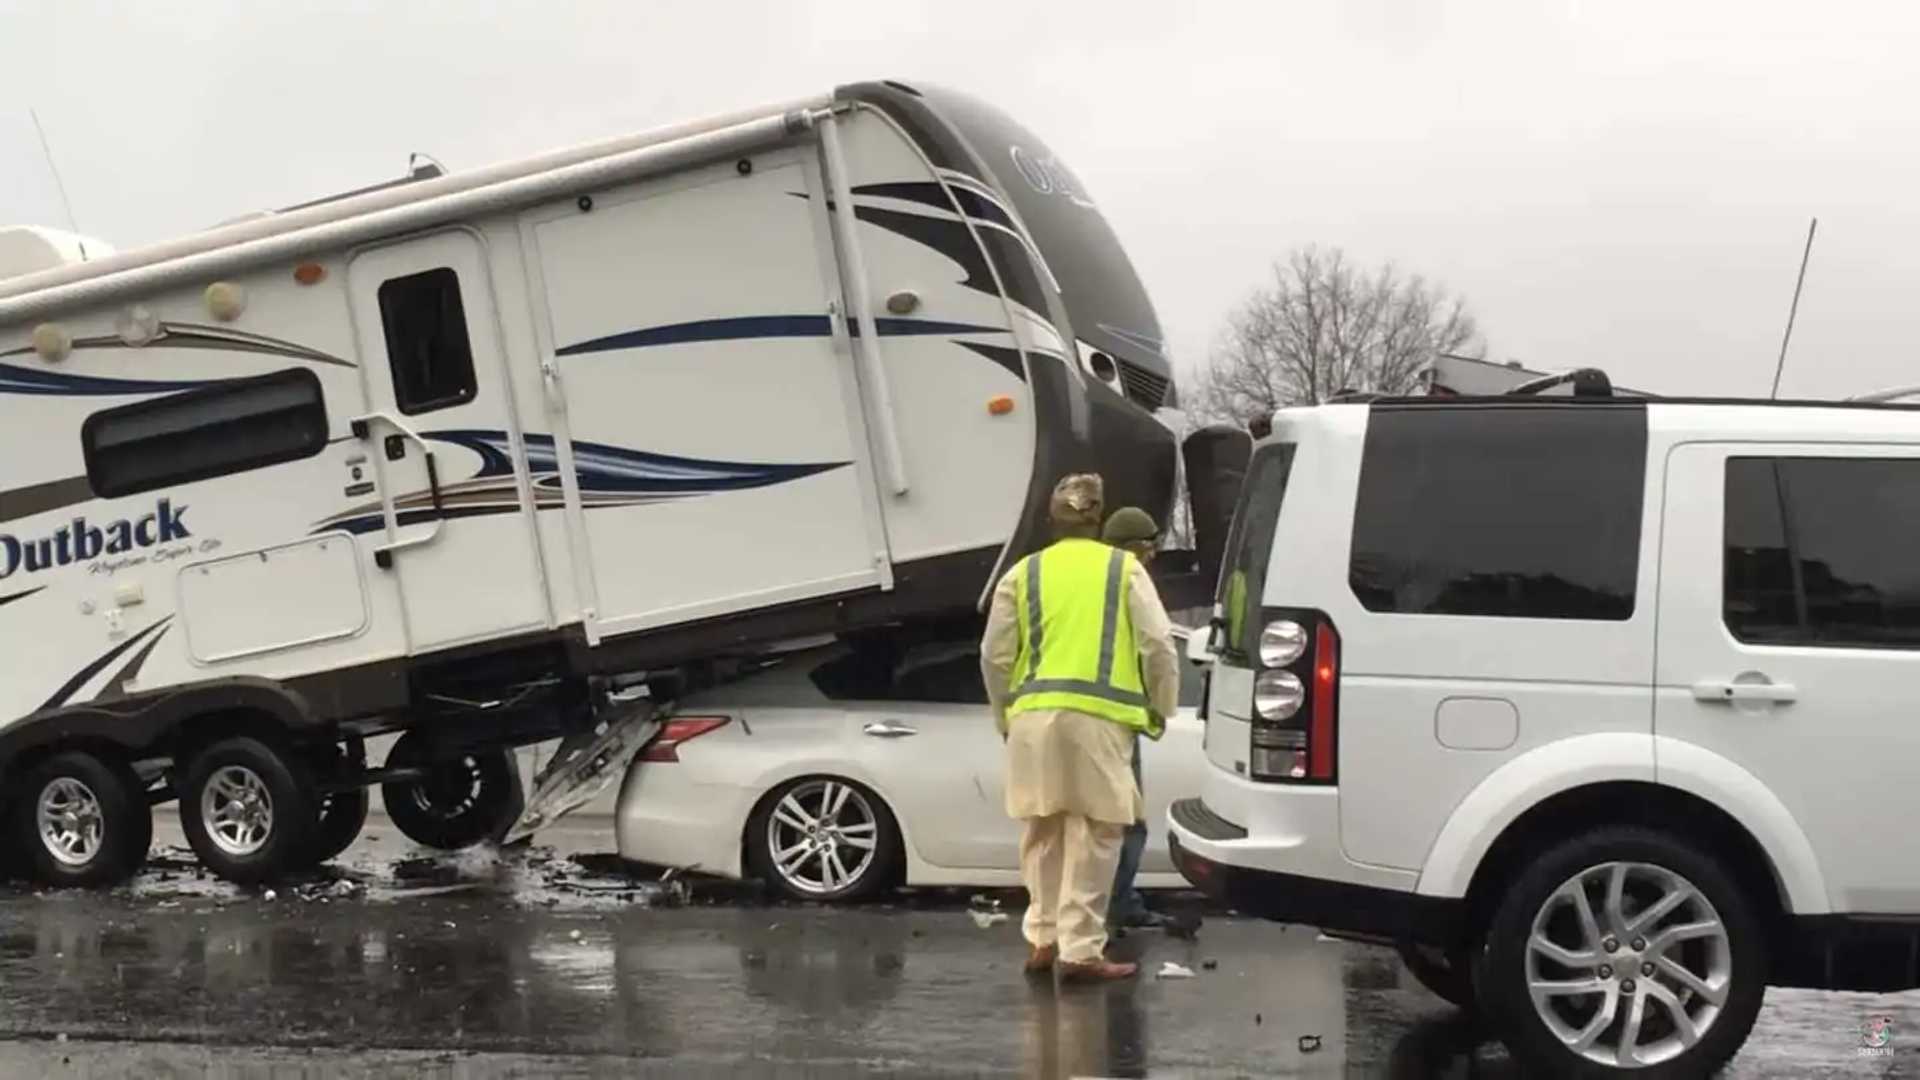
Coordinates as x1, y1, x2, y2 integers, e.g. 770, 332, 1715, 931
378, 267, 477, 414
82, 368, 328, 498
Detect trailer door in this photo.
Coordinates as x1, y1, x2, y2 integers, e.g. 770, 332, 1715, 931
522, 150, 890, 641
346, 229, 550, 653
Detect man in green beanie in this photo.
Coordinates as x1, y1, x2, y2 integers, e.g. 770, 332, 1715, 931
1100, 506, 1170, 931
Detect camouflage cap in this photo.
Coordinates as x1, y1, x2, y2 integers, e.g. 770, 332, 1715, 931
1102, 506, 1159, 546
1048, 473, 1105, 528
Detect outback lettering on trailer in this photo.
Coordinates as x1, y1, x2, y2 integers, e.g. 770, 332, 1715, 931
0, 499, 191, 580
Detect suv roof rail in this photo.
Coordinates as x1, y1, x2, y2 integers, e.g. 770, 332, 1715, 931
1506, 367, 1614, 398
1327, 388, 1386, 404
1847, 384, 1920, 404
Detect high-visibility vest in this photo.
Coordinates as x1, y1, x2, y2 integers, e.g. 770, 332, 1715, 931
1007, 538, 1162, 738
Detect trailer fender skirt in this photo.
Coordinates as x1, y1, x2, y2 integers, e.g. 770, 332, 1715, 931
0, 675, 322, 779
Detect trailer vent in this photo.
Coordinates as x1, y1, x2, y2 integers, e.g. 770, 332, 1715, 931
1117, 359, 1171, 410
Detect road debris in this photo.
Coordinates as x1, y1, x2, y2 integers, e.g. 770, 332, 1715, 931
969, 909, 1009, 929
1298, 1035, 1322, 1054
1157, 961, 1196, 979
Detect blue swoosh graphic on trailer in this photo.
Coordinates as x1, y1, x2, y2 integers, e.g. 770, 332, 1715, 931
40, 618, 174, 712
314, 431, 848, 535
0, 363, 229, 397
555, 315, 1002, 357
427, 431, 847, 494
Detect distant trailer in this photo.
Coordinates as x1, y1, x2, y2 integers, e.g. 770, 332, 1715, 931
0, 80, 1193, 886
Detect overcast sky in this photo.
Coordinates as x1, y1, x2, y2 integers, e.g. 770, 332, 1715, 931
4, 0, 1917, 398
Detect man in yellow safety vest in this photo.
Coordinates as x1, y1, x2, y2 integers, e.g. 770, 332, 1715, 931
981, 474, 1180, 982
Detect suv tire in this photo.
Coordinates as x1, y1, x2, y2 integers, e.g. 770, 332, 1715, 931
1478, 826, 1765, 1078
1397, 942, 1478, 1011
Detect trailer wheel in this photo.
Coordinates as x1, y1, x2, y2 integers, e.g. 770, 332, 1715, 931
380, 731, 522, 851
13, 751, 152, 888
303, 787, 371, 867
179, 736, 319, 885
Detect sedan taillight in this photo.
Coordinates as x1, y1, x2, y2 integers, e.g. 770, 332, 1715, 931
640, 716, 730, 762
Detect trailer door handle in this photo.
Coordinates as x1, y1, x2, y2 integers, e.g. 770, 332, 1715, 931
862, 720, 918, 738
1691, 679, 1797, 705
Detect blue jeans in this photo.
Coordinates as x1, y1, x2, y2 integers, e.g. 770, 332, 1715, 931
1109, 734, 1148, 924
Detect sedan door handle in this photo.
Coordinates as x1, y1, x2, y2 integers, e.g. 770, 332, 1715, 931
1691, 680, 1798, 705
862, 720, 918, 738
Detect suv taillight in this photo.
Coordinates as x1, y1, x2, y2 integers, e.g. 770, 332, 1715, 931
1248, 609, 1339, 784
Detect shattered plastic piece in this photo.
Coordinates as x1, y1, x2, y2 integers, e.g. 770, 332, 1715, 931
969, 909, 1009, 929
1156, 961, 1196, 980
1298, 1035, 1322, 1053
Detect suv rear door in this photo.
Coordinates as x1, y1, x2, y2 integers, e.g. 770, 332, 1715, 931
1655, 442, 1920, 913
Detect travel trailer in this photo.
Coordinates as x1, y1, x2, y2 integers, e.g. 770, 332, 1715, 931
0, 80, 1197, 886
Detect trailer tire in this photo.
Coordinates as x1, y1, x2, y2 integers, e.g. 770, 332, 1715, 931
14, 750, 152, 888
304, 787, 370, 867
179, 736, 319, 885
381, 732, 522, 851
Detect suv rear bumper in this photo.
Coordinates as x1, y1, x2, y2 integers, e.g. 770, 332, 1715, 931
1169, 797, 1466, 947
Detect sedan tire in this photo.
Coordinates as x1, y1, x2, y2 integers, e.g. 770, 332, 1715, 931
747, 776, 900, 903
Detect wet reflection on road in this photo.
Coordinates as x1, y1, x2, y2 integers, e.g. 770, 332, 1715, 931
2, 852, 1917, 1076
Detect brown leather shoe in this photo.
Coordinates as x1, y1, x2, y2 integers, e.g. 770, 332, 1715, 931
1023, 944, 1059, 975
1057, 958, 1138, 982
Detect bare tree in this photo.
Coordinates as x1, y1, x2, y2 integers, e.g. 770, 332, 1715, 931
1191, 246, 1485, 424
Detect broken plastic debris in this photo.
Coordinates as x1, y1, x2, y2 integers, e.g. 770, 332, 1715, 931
1298, 1035, 1323, 1053
1156, 961, 1196, 979
969, 909, 1009, 929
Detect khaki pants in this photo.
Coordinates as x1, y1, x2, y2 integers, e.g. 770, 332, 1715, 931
1019, 812, 1124, 964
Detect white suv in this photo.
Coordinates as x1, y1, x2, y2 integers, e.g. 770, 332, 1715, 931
1168, 385, 1920, 1077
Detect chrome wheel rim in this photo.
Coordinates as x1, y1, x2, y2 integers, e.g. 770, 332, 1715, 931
766, 779, 879, 896
202, 765, 275, 857
37, 777, 104, 867
1527, 860, 1733, 1068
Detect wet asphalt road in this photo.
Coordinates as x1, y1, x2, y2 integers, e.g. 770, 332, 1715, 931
0, 820, 1916, 1078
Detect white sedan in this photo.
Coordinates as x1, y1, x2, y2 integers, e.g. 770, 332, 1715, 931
615, 628, 1206, 901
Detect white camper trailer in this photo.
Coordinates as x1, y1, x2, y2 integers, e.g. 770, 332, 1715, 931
0, 80, 1189, 887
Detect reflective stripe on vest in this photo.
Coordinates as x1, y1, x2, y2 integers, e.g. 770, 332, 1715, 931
1008, 539, 1154, 732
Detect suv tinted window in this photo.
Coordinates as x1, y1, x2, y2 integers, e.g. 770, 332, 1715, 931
1725, 457, 1920, 648
1349, 404, 1647, 620
1217, 444, 1296, 660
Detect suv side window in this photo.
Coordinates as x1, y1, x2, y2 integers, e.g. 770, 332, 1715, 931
1349, 404, 1647, 620
1725, 456, 1920, 648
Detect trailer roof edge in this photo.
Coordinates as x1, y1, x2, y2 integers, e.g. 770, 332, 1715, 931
0, 92, 832, 323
